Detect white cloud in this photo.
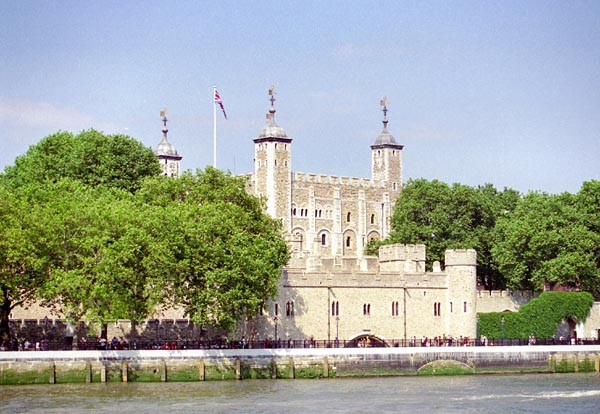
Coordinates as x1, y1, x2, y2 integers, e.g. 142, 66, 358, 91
0, 97, 94, 131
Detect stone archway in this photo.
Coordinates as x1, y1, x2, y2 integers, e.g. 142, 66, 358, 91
346, 333, 389, 348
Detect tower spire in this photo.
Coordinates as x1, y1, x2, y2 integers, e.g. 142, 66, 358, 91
380, 97, 389, 130
267, 85, 276, 119
160, 108, 168, 138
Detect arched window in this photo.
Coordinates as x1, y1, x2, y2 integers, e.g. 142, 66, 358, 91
363, 303, 371, 316
321, 233, 327, 246
433, 302, 441, 316
331, 301, 339, 316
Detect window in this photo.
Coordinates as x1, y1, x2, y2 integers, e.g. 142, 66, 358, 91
464, 302, 467, 313
286, 301, 294, 317
363, 303, 371, 316
331, 301, 339, 316
450, 302, 453, 313
370, 213, 376, 224
434, 302, 441, 316
346, 236, 351, 248
391, 301, 399, 316
346, 212, 351, 222
321, 233, 327, 246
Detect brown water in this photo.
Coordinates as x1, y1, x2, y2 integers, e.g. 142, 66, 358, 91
1, 373, 599, 414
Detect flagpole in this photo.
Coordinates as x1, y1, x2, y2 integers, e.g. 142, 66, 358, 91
213, 85, 217, 168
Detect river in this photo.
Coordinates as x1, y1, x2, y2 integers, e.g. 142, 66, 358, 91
1, 373, 599, 414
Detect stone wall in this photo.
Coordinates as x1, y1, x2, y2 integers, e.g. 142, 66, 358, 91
2, 346, 600, 384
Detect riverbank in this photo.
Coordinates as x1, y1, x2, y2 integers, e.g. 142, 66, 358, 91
2, 345, 600, 384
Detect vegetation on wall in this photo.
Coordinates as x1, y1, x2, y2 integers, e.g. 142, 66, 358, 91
477, 292, 594, 339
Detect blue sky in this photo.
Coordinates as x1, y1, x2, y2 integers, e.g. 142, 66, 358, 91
1, 1, 599, 194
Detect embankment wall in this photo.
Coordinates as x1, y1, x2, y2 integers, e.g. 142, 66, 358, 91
2, 346, 600, 384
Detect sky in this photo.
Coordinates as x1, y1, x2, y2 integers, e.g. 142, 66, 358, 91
1, 1, 599, 194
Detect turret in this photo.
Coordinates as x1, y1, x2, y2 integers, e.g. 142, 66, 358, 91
252, 87, 293, 232
155, 109, 182, 177
444, 249, 478, 339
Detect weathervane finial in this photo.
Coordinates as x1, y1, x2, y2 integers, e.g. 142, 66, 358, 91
268, 85, 276, 107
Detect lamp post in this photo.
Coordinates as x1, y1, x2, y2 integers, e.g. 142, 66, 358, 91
501, 317, 505, 345
274, 316, 278, 344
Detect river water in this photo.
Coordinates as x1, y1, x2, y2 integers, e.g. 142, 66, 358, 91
1, 373, 599, 414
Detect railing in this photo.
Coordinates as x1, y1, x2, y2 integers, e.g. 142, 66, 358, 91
2, 337, 598, 352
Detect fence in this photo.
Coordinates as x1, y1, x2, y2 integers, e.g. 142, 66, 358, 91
2, 336, 598, 352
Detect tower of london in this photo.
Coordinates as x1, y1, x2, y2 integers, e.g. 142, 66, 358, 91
246, 93, 402, 258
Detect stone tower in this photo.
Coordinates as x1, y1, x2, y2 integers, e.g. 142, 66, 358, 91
155, 111, 182, 177
371, 98, 403, 188
253, 88, 293, 232
444, 249, 478, 339
370, 98, 403, 239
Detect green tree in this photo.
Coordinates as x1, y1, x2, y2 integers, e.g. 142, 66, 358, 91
0, 183, 45, 346
2, 129, 161, 192
381, 179, 519, 289
491, 191, 600, 295
138, 168, 290, 332
24, 181, 167, 334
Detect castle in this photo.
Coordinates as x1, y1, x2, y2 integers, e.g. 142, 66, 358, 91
10, 90, 600, 346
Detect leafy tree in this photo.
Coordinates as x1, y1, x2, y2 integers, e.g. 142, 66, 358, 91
0, 183, 45, 346
382, 179, 519, 289
491, 191, 600, 295
2, 129, 161, 192
137, 168, 290, 332
16, 181, 167, 335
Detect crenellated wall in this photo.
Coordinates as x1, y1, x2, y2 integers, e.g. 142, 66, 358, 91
476, 290, 539, 313
292, 172, 386, 188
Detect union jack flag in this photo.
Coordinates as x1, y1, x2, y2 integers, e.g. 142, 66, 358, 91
214, 89, 227, 119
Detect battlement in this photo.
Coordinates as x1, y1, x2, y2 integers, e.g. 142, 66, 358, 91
444, 249, 477, 266
476, 290, 538, 299
378, 244, 426, 263
475, 290, 539, 313
293, 172, 385, 188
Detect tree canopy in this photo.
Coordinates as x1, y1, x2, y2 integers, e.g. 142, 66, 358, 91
0, 131, 289, 344
376, 179, 519, 289
373, 178, 600, 295
491, 190, 600, 295
2, 129, 162, 192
